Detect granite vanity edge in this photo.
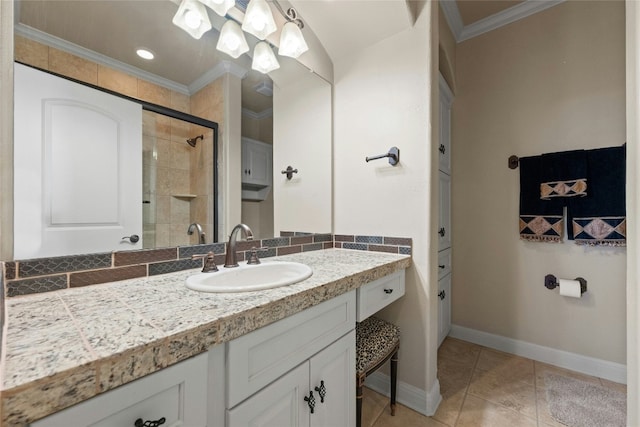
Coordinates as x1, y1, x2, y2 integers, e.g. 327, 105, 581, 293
1, 255, 411, 425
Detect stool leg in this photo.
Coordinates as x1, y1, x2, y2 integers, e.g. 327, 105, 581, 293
390, 350, 398, 416
356, 382, 363, 427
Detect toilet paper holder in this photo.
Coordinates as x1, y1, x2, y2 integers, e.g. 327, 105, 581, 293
544, 274, 587, 294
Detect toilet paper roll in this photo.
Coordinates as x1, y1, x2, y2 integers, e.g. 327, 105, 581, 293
559, 279, 582, 298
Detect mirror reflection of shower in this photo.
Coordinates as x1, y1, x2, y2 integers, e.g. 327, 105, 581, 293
142, 111, 216, 248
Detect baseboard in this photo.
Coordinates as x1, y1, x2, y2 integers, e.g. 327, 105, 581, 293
449, 324, 627, 384
364, 373, 442, 416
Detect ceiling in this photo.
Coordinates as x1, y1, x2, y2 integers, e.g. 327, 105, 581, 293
441, 0, 564, 42
456, 0, 524, 26
15, 0, 563, 101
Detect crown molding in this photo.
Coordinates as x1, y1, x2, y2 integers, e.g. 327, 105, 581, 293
441, 0, 565, 43
188, 60, 249, 94
15, 23, 191, 95
242, 107, 273, 119
440, 0, 464, 41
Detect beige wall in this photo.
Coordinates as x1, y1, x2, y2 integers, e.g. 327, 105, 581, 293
333, 0, 439, 411
452, 1, 626, 363
438, 3, 456, 90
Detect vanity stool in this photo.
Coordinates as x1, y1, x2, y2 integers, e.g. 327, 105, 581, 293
356, 316, 400, 427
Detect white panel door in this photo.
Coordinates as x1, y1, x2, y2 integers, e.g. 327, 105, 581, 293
14, 63, 142, 258
438, 171, 451, 251
227, 362, 310, 427
309, 331, 355, 427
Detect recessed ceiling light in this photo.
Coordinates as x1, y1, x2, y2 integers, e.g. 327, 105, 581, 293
136, 48, 155, 60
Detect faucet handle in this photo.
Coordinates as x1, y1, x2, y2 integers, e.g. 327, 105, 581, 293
192, 251, 218, 273
247, 247, 269, 265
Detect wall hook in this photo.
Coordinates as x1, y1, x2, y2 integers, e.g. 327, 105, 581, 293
366, 147, 400, 166
281, 166, 298, 180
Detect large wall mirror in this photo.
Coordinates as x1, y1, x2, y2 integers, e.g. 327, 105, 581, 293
8, 0, 333, 261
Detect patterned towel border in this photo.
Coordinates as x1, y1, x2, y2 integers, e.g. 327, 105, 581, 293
541, 179, 587, 199
520, 215, 564, 242
573, 217, 626, 246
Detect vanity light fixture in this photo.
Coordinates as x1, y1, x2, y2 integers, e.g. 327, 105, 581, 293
172, 0, 212, 39
252, 41, 280, 73
278, 8, 308, 59
241, 0, 277, 40
199, 0, 235, 17
216, 20, 250, 58
136, 48, 155, 60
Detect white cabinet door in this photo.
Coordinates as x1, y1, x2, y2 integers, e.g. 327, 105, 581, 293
242, 137, 272, 187
227, 362, 310, 427
438, 171, 452, 251
14, 63, 142, 258
310, 331, 355, 427
438, 274, 452, 347
438, 75, 453, 175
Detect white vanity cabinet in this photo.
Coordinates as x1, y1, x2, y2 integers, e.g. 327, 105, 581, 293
438, 75, 454, 347
30, 353, 208, 427
224, 291, 356, 427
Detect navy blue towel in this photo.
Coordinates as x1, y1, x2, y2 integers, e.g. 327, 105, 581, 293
539, 150, 588, 199
567, 145, 626, 246
519, 156, 565, 242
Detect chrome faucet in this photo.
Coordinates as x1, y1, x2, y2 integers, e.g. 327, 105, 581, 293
187, 222, 206, 244
224, 223, 254, 268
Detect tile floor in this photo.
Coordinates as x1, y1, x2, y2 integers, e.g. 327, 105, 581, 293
362, 337, 627, 427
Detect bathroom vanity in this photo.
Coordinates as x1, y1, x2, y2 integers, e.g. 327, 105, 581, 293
1, 249, 409, 426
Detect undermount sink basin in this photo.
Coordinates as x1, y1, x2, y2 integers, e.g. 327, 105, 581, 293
185, 261, 313, 293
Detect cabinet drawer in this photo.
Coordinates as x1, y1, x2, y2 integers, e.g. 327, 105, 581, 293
227, 291, 356, 408
438, 248, 452, 280
356, 270, 405, 322
31, 353, 208, 427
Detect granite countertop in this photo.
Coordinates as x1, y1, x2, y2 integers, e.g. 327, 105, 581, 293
0, 248, 411, 425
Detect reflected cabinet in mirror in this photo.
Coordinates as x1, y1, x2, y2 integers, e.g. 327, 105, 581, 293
9, 0, 332, 261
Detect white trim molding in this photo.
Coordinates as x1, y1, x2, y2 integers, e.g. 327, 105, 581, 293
450, 324, 627, 384
440, 0, 566, 43
364, 373, 442, 416
188, 61, 249, 95
242, 107, 273, 120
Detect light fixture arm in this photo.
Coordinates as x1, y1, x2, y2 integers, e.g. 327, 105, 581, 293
272, 1, 305, 29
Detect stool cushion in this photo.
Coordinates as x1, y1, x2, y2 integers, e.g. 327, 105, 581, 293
356, 317, 400, 375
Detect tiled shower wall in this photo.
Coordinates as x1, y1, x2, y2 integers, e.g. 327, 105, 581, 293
2, 234, 411, 298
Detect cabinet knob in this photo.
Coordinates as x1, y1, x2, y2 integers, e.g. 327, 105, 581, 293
134, 417, 165, 427
304, 391, 316, 413
438, 227, 446, 237
314, 380, 327, 403
438, 290, 446, 300
439, 144, 446, 155
439, 264, 446, 269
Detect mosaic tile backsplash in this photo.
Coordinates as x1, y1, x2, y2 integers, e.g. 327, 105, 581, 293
2, 234, 411, 297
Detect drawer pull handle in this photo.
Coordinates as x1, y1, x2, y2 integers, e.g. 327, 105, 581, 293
439, 264, 446, 269
438, 227, 446, 237
438, 290, 446, 300
304, 391, 316, 413
314, 380, 327, 403
134, 417, 165, 427
383, 288, 393, 294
